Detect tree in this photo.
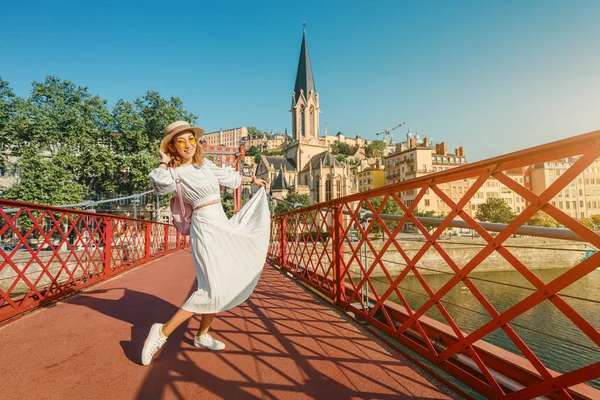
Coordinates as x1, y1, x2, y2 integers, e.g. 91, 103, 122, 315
579, 217, 594, 230
590, 214, 600, 229
274, 192, 314, 215
134, 91, 197, 144
527, 211, 560, 228
365, 140, 387, 158
330, 142, 354, 157
247, 126, 263, 137
0, 77, 16, 148
475, 198, 516, 224
4, 146, 84, 206
246, 146, 261, 156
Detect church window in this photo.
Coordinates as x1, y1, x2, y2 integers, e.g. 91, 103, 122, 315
336, 179, 341, 198
326, 178, 332, 201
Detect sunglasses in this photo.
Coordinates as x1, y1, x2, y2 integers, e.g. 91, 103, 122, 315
174, 136, 197, 149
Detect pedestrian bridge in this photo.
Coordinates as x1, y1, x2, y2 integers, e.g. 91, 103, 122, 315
1, 131, 600, 399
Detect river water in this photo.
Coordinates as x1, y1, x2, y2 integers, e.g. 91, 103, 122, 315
364, 267, 600, 390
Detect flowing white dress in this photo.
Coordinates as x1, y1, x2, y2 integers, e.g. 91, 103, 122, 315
149, 160, 270, 313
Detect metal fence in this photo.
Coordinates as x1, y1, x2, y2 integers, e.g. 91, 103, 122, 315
268, 130, 600, 399
0, 200, 188, 324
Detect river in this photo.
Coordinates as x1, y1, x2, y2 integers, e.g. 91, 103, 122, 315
363, 267, 600, 390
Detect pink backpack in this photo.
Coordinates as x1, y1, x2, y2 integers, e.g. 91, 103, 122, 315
169, 168, 193, 235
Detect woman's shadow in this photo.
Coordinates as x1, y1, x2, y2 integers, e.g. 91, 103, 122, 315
68, 287, 192, 364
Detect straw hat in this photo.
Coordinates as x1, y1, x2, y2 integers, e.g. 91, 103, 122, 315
160, 121, 205, 152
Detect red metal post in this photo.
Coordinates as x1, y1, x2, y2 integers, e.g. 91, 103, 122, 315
164, 225, 169, 253
333, 205, 346, 305
144, 222, 151, 261
280, 217, 287, 269
103, 217, 112, 278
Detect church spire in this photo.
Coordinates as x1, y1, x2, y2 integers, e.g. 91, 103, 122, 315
293, 28, 316, 103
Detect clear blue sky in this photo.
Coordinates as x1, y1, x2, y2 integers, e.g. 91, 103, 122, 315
2, 0, 599, 160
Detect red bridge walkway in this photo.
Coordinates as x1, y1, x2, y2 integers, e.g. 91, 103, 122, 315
0, 250, 456, 399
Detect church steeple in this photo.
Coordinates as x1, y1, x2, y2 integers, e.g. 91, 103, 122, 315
291, 26, 320, 143
293, 28, 316, 104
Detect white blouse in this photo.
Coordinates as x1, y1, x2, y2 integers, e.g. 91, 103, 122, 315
148, 159, 242, 208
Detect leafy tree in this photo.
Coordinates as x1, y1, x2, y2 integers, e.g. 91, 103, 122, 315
578, 217, 594, 230
19, 76, 112, 156
527, 211, 560, 228
0, 77, 16, 145
591, 214, 600, 229
134, 91, 197, 144
335, 154, 347, 163
274, 192, 314, 215
111, 99, 147, 153
475, 198, 516, 224
365, 140, 387, 158
4, 146, 84, 206
330, 141, 354, 157
247, 126, 264, 137
246, 146, 261, 157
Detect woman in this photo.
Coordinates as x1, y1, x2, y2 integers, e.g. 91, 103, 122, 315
141, 121, 269, 366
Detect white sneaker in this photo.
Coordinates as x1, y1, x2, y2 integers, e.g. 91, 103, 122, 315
141, 323, 167, 365
194, 333, 225, 351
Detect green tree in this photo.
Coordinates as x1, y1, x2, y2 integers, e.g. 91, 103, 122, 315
274, 192, 314, 215
134, 91, 197, 144
527, 211, 560, 228
590, 214, 600, 229
246, 146, 261, 156
578, 217, 594, 230
0, 77, 16, 147
475, 198, 516, 224
365, 140, 387, 158
247, 126, 263, 137
330, 142, 354, 157
4, 146, 84, 206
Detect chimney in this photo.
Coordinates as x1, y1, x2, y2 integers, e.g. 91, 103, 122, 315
455, 148, 460, 156
459, 147, 464, 157
424, 137, 429, 147
440, 142, 447, 155
409, 138, 416, 148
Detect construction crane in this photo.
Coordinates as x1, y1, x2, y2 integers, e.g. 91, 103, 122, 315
375, 122, 405, 145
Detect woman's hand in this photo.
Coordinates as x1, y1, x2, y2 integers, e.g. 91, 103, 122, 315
252, 177, 267, 188
159, 150, 170, 164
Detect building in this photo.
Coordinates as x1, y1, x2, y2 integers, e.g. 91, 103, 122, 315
358, 162, 386, 192
203, 127, 248, 147
529, 158, 600, 219
255, 28, 357, 202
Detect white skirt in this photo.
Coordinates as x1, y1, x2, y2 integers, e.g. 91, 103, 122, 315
181, 187, 271, 314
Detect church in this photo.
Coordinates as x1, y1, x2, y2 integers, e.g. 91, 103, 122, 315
255, 29, 358, 202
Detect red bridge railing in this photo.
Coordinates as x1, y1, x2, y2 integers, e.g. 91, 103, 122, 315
0, 202, 187, 324
268, 130, 600, 399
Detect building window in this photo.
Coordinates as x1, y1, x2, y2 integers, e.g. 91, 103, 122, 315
425, 199, 430, 206
326, 178, 332, 201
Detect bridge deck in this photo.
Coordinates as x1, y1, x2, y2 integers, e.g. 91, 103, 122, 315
0, 250, 456, 399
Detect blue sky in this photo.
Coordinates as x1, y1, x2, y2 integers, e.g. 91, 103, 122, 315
2, 0, 599, 160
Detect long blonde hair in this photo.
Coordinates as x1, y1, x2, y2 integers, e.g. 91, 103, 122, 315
166, 132, 205, 168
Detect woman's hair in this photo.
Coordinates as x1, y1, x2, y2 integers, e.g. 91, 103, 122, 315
166, 131, 205, 167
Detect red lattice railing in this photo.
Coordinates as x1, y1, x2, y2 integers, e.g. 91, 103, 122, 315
268, 130, 600, 399
0, 201, 187, 324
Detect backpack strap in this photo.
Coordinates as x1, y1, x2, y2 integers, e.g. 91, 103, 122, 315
169, 168, 188, 219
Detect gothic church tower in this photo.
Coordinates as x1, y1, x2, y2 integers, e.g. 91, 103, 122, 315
291, 28, 320, 142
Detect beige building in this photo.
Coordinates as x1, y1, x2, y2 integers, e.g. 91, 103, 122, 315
256, 29, 357, 202
203, 127, 248, 147
383, 138, 529, 218
529, 158, 600, 219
